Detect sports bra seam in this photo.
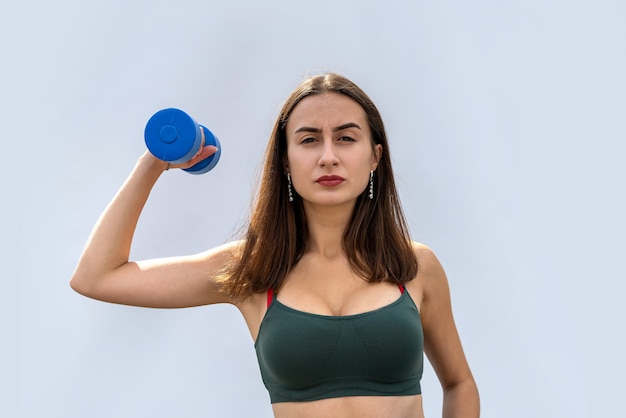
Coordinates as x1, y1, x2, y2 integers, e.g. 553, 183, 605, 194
263, 377, 422, 395
264, 375, 423, 401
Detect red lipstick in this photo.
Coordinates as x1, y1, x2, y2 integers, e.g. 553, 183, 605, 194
316, 175, 345, 187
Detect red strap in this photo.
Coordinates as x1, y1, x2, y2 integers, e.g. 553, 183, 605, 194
398, 284, 405, 294
267, 288, 274, 308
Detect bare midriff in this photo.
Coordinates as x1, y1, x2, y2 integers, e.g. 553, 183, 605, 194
271, 394, 424, 418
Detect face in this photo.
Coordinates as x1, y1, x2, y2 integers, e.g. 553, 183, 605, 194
285, 92, 382, 209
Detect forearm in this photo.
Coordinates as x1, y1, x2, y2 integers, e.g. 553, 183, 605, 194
71, 152, 166, 288
442, 378, 480, 418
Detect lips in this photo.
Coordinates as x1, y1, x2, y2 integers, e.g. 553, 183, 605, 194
316, 175, 345, 187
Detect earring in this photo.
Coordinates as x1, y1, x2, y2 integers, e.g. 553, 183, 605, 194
287, 173, 294, 202
369, 170, 374, 200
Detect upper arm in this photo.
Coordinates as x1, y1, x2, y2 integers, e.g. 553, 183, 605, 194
409, 243, 475, 391
70, 241, 241, 308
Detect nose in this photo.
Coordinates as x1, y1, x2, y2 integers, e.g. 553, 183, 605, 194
319, 140, 339, 167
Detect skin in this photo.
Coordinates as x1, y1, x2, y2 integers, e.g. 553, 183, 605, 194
70, 93, 479, 417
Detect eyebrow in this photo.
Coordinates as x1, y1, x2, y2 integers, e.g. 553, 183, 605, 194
294, 122, 362, 134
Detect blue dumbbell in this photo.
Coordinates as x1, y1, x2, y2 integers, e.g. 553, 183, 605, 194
144, 108, 221, 174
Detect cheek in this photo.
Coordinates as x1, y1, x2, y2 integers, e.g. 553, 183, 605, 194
290, 166, 309, 190
285, 151, 308, 187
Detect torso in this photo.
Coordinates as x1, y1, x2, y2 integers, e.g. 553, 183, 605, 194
236, 251, 426, 418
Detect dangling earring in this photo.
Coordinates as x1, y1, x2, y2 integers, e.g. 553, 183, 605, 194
369, 170, 374, 200
287, 173, 294, 202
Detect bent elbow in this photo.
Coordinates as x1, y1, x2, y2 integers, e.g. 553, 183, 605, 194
69, 270, 96, 299
69, 274, 85, 296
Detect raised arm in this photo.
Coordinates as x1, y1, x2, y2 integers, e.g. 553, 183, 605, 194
411, 243, 480, 418
69, 147, 235, 308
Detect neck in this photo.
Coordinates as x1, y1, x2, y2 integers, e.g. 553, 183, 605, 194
302, 201, 355, 259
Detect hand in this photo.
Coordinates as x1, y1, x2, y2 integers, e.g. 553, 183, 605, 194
166, 127, 219, 171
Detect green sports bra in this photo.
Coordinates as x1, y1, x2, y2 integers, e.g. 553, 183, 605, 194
254, 285, 424, 403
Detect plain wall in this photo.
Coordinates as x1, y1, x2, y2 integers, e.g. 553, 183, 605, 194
2, 0, 625, 417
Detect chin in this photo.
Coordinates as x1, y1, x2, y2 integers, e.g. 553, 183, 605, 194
303, 195, 359, 208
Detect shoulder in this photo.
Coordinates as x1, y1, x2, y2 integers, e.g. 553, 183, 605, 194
410, 241, 447, 282
209, 240, 267, 308
405, 242, 448, 304
188, 240, 247, 305
196, 239, 268, 340
197, 239, 246, 279
411, 241, 439, 266
202, 239, 245, 259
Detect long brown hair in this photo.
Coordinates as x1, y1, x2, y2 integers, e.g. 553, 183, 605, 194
219, 73, 417, 298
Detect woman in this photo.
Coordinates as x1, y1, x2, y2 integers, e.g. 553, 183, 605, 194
71, 73, 479, 417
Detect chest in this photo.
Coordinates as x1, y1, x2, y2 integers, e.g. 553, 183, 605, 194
278, 256, 405, 317
254, 293, 424, 402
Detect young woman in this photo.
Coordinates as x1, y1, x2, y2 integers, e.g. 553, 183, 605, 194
71, 73, 479, 417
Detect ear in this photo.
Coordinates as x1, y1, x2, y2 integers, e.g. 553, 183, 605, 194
371, 144, 383, 171
282, 156, 290, 173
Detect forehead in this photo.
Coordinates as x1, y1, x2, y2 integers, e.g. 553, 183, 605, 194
286, 92, 368, 132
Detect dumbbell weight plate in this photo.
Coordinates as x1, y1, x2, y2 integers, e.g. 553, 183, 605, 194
144, 108, 203, 165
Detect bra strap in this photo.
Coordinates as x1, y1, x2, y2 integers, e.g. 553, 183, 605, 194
398, 284, 405, 294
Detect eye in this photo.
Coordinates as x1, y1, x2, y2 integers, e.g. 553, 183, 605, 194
300, 137, 316, 144
338, 136, 355, 142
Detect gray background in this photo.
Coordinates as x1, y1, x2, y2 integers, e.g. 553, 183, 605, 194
2, 0, 625, 417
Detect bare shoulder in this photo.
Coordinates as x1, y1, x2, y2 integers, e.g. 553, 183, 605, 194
199, 239, 244, 266
411, 241, 441, 268
405, 242, 448, 305
210, 241, 267, 330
